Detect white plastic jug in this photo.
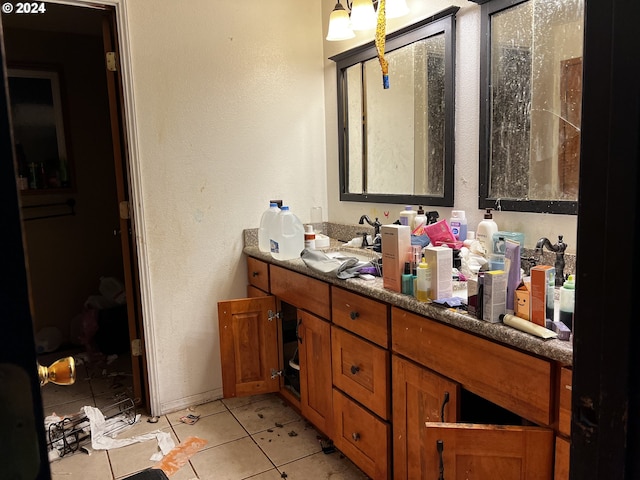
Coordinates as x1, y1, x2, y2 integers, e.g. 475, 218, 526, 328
271, 206, 304, 260
258, 202, 281, 253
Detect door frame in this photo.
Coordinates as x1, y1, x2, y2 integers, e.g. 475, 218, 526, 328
51, 0, 160, 415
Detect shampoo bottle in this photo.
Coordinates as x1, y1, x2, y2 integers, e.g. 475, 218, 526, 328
399, 205, 417, 228
559, 274, 575, 330
413, 206, 427, 233
415, 256, 431, 302
476, 208, 498, 256
450, 210, 467, 241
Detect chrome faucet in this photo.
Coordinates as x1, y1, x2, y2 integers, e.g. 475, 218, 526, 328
535, 235, 567, 286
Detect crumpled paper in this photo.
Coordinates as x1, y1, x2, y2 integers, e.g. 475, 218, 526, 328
83, 406, 175, 461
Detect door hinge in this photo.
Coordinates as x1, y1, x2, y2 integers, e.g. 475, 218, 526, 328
119, 200, 130, 220
270, 368, 283, 379
131, 339, 142, 357
106, 51, 118, 72
267, 310, 280, 322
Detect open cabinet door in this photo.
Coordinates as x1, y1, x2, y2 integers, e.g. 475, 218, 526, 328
424, 423, 554, 480
218, 296, 280, 398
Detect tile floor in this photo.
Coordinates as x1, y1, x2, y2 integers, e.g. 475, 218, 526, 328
39, 350, 369, 480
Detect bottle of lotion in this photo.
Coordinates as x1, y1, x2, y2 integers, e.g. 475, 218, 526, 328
476, 208, 498, 257
399, 205, 417, 229
304, 224, 316, 249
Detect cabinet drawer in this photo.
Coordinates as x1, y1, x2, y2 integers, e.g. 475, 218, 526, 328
247, 257, 269, 292
333, 389, 390, 480
332, 326, 390, 419
558, 367, 572, 436
331, 286, 389, 348
270, 265, 330, 319
392, 307, 553, 425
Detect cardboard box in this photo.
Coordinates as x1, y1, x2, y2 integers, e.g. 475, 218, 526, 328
423, 246, 453, 300
381, 224, 411, 293
515, 281, 530, 320
482, 270, 507, 323
530, 265, 556, 326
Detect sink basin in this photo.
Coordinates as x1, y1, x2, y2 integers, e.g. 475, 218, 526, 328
326, 248, 380, 264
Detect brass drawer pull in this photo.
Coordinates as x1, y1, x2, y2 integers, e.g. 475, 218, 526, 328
352, 432, 360, 441
350, 365, 360, 375
349, 311, 359, 320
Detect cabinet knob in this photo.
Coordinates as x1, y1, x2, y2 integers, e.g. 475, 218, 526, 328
350, 365, 360, 375
252, 271, 259, 277
349, 311, 359, 320
352, 432, 360, 442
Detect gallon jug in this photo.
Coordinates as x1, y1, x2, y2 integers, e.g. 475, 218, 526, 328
259, 202, 281, 253
271, 206, 304, 260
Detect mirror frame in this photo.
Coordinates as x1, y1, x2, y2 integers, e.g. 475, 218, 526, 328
330, 6, 459, 206
478, 0, 579, 215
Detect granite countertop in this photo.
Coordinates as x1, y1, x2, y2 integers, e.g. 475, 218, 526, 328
243, 228, 573, 366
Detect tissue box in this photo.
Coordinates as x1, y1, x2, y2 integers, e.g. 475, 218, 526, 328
482, 270, 507, 323
530, 265, 555, 326
423, 246, 453, 300
381, 224, 411, 293
515, 281, 530, 320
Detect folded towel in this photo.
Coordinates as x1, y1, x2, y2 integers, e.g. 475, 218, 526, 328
301, 248, 366, 279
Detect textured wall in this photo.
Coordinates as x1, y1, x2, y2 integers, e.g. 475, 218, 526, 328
125, 0, 327, 413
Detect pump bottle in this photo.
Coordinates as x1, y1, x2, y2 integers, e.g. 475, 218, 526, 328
413, 206, 427, 233
476, 208, 498, 256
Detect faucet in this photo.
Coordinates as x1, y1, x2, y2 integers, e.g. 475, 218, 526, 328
358, 215, 382, 237
358, 215, 382, 252
535, 235, 567, 286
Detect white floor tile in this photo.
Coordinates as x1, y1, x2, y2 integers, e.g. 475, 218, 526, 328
171, 410, 248, 448
229, 396, 301, 434
252, 418, 322, 466
189, 436, 274, 480
221, 393, 276, 410
49, 449, 112, 480
278, 451, 369, 479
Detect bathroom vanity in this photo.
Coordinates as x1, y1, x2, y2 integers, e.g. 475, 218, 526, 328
218, 237, 573, 479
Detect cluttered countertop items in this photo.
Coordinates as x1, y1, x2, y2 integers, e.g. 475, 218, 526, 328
246, 204, 574, 366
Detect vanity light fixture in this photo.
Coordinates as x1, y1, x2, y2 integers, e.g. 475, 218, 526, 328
326, 0, 410, 41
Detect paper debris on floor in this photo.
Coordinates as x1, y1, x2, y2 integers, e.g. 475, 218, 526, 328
179, 413, 200, 425
83, 406, 175, 460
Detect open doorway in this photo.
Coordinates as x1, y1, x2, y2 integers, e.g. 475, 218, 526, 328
2, 2, 149, 417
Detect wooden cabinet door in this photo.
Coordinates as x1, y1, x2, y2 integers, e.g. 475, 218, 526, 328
218, 296, 280, 398
298, 309, 333, 437
423, 423, 554, 480
392, 355, 460, 480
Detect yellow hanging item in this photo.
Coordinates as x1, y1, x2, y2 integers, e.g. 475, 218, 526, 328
375, 0, 389, 89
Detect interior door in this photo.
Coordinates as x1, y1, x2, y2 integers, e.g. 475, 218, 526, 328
101, 11, 149, 411
424, 423, 554, 479
218, 296, 280, 398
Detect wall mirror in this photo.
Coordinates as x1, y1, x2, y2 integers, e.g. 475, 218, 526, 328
478, 0, 584, 214
331, 7, 458, 206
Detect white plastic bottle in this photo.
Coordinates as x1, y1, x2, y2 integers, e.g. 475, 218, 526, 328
399, 205, 417, 228
304, 224, 316, 249
559, 274, 575, 331
449, 210, 467, 241
413, 206, 427, 233
271, 206, 305, 260
476, 208, 498, 256
259, 202, 281, 253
